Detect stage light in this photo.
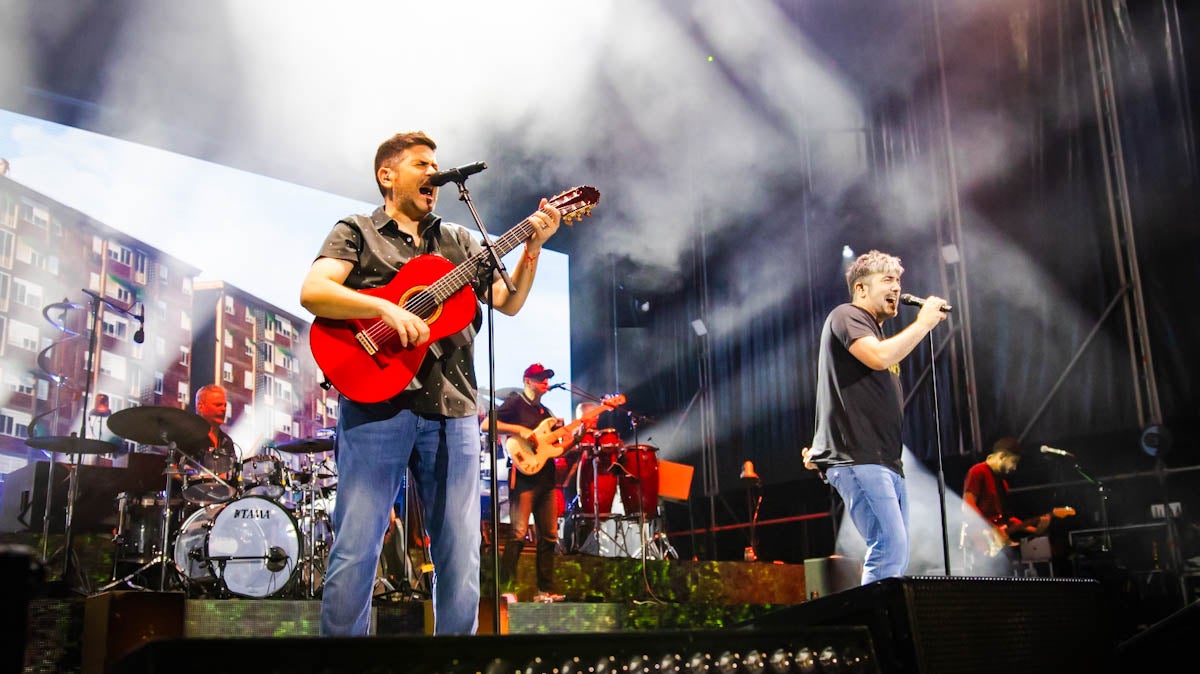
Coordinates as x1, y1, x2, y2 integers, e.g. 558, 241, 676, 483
741, 649, 767, 674
683, 650, 711, 673
1140, 424, 1173, 458
112, 627, 881, 674
768, 647, 794, 673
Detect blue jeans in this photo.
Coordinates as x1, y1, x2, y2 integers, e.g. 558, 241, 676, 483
320, 404, 480, 636
826, 463, 909, 584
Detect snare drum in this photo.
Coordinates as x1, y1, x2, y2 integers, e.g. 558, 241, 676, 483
241, 456, 286, 498
173, 495, 300, 598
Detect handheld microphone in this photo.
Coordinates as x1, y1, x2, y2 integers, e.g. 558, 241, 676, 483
899, 293, 953, 313
429, 161, 487, 187
1040, 445, 1076, 458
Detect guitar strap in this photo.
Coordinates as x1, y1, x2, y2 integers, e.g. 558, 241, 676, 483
988, 467, 1008, 524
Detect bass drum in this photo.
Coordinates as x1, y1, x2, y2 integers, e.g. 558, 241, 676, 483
173, 496, 300, 598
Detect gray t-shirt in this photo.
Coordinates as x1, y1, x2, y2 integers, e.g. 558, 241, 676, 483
808, 303, 905, 477
316, 206, 488, 418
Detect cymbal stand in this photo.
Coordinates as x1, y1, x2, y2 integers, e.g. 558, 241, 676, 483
301, 454, 324, 598
34, 298, 84, 569
56, 291, 113, 594
98, 442, 188, 593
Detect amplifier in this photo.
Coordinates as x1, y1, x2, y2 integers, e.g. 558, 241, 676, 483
0, 455, 167, 534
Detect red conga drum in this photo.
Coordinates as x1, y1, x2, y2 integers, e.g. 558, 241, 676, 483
553, 457, 569, 518
578, 451, 618, 516
618, 444, 660, 515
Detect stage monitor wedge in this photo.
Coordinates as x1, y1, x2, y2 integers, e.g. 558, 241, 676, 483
745, 575, 1118, 674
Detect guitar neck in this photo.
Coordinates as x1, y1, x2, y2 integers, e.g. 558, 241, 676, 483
421, 219, 537, 305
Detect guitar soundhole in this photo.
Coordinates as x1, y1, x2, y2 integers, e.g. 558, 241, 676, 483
400, 288, 443, 323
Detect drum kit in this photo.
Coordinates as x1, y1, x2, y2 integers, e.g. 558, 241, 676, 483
98, 406, 339, 599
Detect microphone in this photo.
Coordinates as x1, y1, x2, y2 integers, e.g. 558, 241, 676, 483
548, 382, 567, 391
265, 546, 289, 573
429, 161, 487, 187
133, 303, 145, 344
1040, 445, 1076, 458
899, 293, 953, 313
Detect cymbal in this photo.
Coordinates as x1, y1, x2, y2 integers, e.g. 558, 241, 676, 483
107, 406, 210, 449
25, 436, 118, 454
274, 438, 334, 454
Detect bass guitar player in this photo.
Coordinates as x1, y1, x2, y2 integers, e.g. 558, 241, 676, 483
961, 436, 1075, 574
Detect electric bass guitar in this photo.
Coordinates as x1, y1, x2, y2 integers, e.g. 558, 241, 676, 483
504, 394, 625, 476
309, 186, 601, 403
972, 506, 1076, 558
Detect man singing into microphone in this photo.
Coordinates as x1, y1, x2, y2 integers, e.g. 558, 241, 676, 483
301, 131, 561, 635
801, 249, 948, 585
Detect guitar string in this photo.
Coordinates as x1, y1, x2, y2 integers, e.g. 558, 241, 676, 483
358, 215, 538, 345
357, 193, 590, 347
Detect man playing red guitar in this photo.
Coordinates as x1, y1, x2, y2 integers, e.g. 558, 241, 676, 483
301, 131, 561, 636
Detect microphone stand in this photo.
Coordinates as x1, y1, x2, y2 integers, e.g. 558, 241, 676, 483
54, 290, 140, 594
926, 331, 952, 576
447, 175, 508, 634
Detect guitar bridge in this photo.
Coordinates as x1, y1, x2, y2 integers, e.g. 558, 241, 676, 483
354, 330, 380, 356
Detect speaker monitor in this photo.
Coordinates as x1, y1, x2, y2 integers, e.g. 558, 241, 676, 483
749, 575, 1118, 674
803, 555, 862, 599
82, 591, 184, 674
0, 456, 168, 534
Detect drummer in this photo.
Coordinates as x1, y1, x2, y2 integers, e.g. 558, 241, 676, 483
195, 384, 238, 475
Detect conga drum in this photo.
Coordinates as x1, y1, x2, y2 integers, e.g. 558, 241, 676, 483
618, 444, 660, 515
578, 451, 618, 516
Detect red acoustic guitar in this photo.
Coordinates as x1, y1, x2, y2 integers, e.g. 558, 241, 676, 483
309, 186, 600, 403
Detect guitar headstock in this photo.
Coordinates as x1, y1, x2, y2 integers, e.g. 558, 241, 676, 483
549, 185, 601, 224
602, 393, 626, 408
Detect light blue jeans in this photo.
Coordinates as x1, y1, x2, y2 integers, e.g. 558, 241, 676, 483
826, 463, 909, 585
320, 404, 480, 636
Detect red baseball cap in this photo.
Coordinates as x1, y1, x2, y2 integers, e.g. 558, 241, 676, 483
523, 363, 555, 380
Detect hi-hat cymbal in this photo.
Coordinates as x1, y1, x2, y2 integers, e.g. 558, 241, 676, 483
25, 436, 118, 454
107, 406, 210, 449
274, 438, 334, 454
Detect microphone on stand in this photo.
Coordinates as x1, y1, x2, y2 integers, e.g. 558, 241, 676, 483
1040, 445, 1076, 459
429, 161, 488, 187
265, 546, 289, 573
899, 293, 953, 313
548, 382, 568, 391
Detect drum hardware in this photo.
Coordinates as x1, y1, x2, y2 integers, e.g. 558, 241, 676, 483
25, 435, 119, 594
101, 405, 215, 592
241, 455, 288, 499
272, 438, 339, 598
